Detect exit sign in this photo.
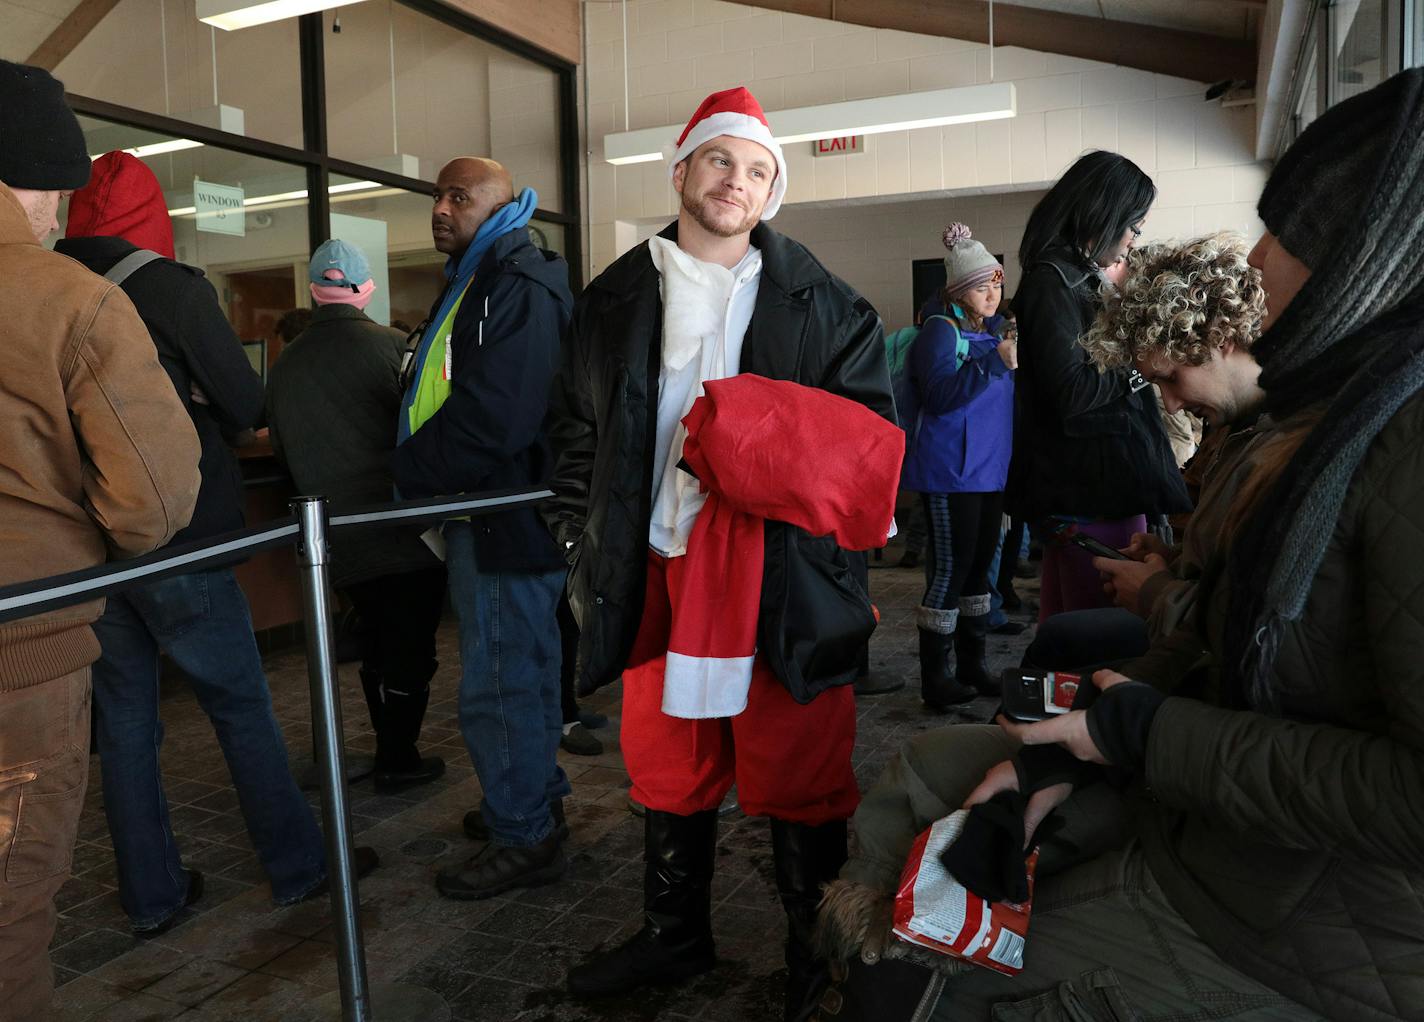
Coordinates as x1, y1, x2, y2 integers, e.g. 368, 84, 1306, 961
812, 135, 865, 157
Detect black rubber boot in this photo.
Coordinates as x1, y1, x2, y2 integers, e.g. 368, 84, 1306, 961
918, 629, 977, 711
771, 818, 848, 1022
366, 662, 446, 794
954, 616, 996, 696
567, 809, 718, 998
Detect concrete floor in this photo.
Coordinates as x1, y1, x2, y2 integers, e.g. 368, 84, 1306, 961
51, 553, 1039, 1021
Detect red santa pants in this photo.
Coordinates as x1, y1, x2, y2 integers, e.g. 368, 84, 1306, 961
621, 552, 860, 825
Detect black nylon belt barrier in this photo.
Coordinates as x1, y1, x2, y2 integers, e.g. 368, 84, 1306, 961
0, 487, 553, 625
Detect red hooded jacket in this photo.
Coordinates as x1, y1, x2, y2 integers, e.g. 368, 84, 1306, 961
65, 151, 176, 259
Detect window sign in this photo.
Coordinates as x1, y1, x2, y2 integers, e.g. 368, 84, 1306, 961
194, 179, 246, 237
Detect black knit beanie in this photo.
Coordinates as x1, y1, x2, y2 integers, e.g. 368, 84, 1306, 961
0, 60, 90, 191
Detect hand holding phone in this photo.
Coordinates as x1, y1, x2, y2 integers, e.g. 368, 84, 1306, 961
1000, 668, 1084, 723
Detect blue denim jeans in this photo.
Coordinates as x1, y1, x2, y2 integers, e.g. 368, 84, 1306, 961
91, 568, 325, 927
445, 523, 570, 848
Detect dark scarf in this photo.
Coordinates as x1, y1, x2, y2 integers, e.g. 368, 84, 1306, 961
1223, 69, 1424, 709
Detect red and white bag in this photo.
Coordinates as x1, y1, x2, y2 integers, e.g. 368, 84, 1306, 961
892, 810, 1039, 976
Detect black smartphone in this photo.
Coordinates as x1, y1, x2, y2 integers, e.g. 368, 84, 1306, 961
1000, 668, 1083, 723
1068, 532, 1132, 561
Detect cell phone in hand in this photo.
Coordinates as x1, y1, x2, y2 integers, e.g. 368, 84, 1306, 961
1000, 668, 1082, 723
1068, 532, 1132, 561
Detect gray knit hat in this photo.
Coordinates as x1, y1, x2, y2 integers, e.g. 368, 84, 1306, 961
941, 222, 1003, 298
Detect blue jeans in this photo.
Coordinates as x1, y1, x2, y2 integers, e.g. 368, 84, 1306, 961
91, 568, 325, 927
445, 523, 569, 848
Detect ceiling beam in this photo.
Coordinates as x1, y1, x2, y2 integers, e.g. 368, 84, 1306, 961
26, 0, 123, 70
741, 0, 1258, 84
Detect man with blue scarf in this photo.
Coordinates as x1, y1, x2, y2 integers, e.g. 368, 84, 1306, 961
392, 157, 574, 900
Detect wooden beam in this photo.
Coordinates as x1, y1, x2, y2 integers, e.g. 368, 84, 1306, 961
742, 0, 1258, 83
438, 0, 580, 65
26, 0, 122, 70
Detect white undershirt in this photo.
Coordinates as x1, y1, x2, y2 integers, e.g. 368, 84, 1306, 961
648, 238, 762, 557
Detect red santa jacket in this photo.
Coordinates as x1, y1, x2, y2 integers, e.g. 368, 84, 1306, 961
661, 374, 903, 718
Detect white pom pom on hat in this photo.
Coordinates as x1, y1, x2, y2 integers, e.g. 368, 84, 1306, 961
666, 87, 788, 220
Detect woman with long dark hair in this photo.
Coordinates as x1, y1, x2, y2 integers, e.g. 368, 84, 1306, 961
1008, 151, 1189, 621
901, 224, 1017, 711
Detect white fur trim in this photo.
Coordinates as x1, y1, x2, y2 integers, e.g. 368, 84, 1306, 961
668, 110, 787, 220
662, 651, 755, 719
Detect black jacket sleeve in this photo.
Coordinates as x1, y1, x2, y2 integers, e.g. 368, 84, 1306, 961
391, 272, 562, 498
1016, 266, 1128, 426
178, 275, 265, 433
821, 294, 895, 425
541, 297, 598, 556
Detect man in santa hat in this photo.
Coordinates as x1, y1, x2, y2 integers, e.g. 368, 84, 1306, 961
545, 87, 895, 1018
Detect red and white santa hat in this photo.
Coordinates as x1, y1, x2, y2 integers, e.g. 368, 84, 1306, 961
667, 87, 787, 220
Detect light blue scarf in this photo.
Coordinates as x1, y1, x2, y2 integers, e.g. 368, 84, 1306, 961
397, 187, 538, 442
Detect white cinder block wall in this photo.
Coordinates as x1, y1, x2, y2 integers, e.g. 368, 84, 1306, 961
579, 0, 1271, 330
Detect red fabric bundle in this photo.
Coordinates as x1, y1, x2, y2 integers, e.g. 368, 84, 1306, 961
65, 151, 177, 259
660, 374, 902, 718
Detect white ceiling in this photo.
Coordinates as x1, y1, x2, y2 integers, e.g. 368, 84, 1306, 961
0, 0, 80, 63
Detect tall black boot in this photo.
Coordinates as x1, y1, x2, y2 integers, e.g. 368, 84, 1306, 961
771, 818, 848, 1022
567, 808, 718, 998
954, 615, 996, 696
918, 629, 976, 712
368, 661, 446, 794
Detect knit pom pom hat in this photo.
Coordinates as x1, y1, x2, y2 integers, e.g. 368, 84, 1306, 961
942, 222, 1003, 298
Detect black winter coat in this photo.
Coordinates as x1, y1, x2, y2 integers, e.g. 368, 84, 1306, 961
54, 236, 264, 546
266, 305, 440, 588
392, 229, 571, 574
544, 221, 895, 701
1006, 247, 1190, 522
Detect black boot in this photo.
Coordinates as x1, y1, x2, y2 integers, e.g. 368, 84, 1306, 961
364, 663, 446, 794
567, 809, 718, 997
771, 818, 848, 1022
954, 616, 996, 696
805, 956, 942, 1021
918, 630, 976, 711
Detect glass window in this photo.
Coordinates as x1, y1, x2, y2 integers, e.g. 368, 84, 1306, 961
60, 117, 312, 368
1330, 0, 1386, 104
55, 0, 303, 149
322, 0, 563, 211
1413, 0, 1423, 67
1291, 39, 1321, 145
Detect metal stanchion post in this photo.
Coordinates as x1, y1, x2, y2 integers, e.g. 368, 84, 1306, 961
294, 497, 372, 1022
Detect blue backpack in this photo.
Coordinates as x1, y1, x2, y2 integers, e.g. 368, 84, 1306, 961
884, 314, 969, 432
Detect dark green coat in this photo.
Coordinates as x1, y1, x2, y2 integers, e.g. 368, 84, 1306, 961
266, 305, 439, 587
1142, 390, 1424, 1021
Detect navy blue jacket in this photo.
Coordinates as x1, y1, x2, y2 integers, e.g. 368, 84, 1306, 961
901, 314, 1014, 493
392, 229, 572, 573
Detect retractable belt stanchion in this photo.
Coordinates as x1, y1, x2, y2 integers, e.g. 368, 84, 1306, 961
293, 496, 372, 1022
0, 487, 551, 1021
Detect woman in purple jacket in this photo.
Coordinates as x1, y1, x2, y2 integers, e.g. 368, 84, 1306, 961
903, 224, 1018, 711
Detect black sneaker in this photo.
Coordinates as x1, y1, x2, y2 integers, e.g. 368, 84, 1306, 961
560, 723, 604, 756
290, 846, 381, 904
133, 870, 204, 937
435, 833, 565, 900
372, 755, 446, 795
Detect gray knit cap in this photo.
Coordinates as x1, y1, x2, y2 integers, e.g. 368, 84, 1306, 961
941, 222, 1002, 298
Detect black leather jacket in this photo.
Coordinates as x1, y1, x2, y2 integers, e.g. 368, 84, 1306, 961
1007, 246, 1190, 522
544, 221, 895, 701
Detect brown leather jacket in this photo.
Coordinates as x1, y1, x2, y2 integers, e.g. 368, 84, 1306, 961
0, 185, 199, 690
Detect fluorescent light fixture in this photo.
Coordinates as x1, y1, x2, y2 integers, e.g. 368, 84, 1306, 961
167, 180, 385, 218
198, 0, 372, 31
89, 138, 204, 161
604, 82, 1017, 166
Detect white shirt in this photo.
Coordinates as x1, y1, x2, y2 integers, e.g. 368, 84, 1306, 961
647, 237, 762, 557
